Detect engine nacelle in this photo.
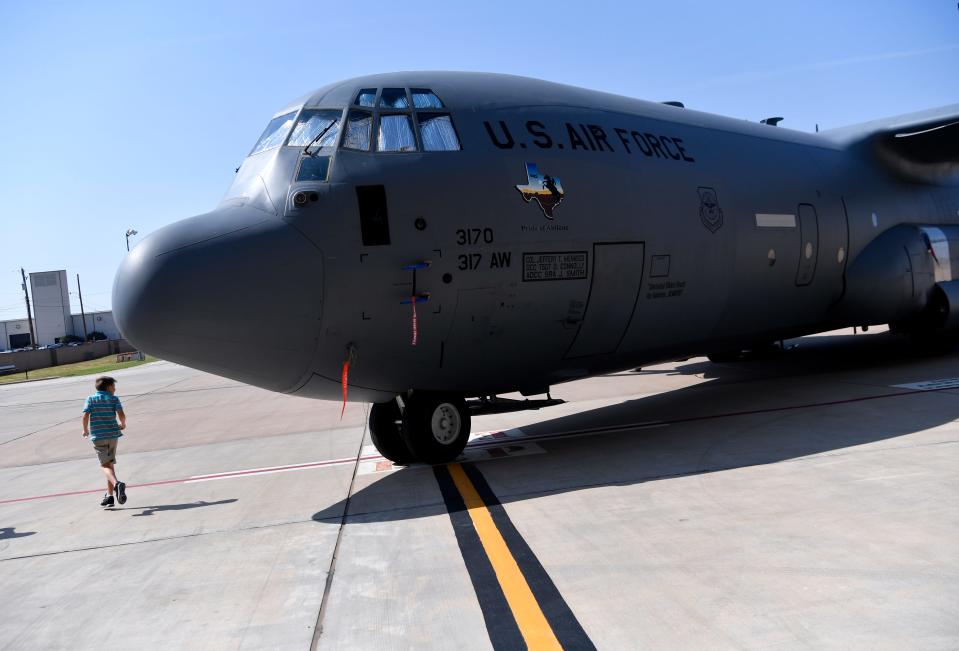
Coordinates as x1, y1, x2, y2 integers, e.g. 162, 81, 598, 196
840, 225, 934, 326
928, 280, 959, 332
840, 224, 959, 333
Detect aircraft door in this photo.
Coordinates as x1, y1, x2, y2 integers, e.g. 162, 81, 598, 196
795, 204, 819, 286
565, 242, 645, 358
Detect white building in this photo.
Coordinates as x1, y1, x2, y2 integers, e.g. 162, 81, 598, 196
1, 269, 122, 350
30, 270, 73, 346
0, 318, 34, 350
72, 311, 121, 341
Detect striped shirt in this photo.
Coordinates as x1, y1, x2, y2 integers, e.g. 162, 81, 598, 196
83, 391, 123, 441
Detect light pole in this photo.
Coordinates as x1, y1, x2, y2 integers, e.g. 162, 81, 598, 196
125, 229, 138, 252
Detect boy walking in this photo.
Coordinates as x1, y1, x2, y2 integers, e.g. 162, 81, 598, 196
82, 376, 128, 508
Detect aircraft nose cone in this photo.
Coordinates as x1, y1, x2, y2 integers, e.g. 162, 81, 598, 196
113, 208, 324, 392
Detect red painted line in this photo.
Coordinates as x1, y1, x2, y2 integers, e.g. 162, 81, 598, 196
0, 455, 381, 506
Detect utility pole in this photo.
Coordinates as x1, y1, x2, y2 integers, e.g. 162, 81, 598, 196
20, 268, 37, 350
77, 273, 89, 342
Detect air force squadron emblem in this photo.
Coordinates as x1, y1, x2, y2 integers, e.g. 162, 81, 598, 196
516, 162, 564, 219
697, 186, 724, 233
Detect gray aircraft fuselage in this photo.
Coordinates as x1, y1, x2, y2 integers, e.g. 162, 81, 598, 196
113, 72, 959, 406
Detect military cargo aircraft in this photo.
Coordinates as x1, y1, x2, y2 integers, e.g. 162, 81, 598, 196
113, 72, 959, 464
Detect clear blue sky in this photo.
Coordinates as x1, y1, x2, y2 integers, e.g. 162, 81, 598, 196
0, 1, 956, 319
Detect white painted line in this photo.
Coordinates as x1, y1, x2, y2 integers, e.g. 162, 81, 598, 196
852, 472, 927, 482
893, 378, 959, 391
755, 213, 796, 228
184, 456, 369, 483
186, 465, 334, 483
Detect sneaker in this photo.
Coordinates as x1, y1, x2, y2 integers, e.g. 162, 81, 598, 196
115, 481, 127, 505
101, 493, 115, 508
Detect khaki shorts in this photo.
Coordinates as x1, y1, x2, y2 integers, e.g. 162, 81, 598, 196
93, 439, 119, 465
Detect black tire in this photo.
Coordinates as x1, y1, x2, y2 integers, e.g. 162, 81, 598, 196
369, 400, 414, 464
401, 393, 471, 464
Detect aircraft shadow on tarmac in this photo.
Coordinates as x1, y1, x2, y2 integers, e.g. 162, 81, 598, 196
313, 332, 959, 524
119, 499, 239, 517
0, 527, 35, 540
675, 331, 956, 381
600, 332, 943, 381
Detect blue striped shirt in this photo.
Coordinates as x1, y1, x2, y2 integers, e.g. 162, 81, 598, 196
83, 391, 123, 441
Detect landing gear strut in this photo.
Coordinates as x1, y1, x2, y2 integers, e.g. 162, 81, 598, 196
368, 392, 471, 465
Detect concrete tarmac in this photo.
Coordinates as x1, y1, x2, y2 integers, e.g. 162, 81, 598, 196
0, 328, 957, 649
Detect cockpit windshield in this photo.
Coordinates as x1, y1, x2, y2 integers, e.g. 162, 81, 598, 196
288, 109, 342, 149
250, 112, 296, 155
340, 87, 461, 153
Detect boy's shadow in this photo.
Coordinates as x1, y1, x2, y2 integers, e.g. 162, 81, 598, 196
118, 499, 238, 517
0, 527, 35, 540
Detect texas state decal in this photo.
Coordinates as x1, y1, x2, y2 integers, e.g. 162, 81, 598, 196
515, 162, 564, 219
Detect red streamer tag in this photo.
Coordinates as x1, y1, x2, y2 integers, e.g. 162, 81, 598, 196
340, 358, 350, 419
411, 297, 418, 346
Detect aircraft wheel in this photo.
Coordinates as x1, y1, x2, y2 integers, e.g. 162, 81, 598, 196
401, 393, 471, 464
369, 400, 414, 464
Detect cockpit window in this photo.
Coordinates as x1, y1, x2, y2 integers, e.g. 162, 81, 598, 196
411, 89, 444, 109
296, 156, 330, 182
288, 109, 341, 148
377, 114, 416, 152
342, 110, 373, 151
418, 113, 460, 151
378, 88, 409, 109
250, 111, 296, 155
355, 89, 376, 107
339, 87, 461, 153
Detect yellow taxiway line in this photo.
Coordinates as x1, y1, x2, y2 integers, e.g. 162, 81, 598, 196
447, 462, 562, 651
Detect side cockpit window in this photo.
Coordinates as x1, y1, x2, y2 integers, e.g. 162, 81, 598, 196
343, 110, 373, 150
340, 87, 461, 153
250, 111, 296, 155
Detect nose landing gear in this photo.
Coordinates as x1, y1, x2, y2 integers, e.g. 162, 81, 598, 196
368, 392, 471, 465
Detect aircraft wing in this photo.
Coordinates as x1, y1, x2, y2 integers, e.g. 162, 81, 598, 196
822, 104, 959, 186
